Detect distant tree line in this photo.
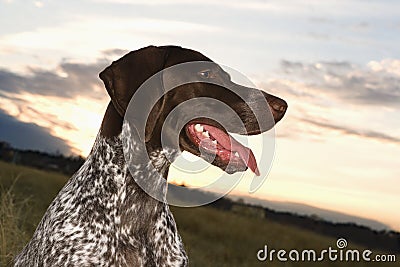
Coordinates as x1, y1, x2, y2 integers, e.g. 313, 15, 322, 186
0, 141, 85, 175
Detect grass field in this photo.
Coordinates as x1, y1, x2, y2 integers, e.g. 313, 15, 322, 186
0, 161, 397, 266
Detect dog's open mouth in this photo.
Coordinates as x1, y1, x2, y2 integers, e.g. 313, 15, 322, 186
185, 122, 260, 176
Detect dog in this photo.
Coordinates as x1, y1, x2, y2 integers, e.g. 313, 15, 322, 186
14, 45, 287, 266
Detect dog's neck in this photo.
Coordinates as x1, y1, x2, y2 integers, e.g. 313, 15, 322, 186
99, 101, 177, 180
97, 101, 181, 205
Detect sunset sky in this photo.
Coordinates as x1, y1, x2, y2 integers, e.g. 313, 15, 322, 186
0, 0, 399, 231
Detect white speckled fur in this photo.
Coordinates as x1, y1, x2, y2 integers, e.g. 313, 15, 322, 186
14, 121, 188, 267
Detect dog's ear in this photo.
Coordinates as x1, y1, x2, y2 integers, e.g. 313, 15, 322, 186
99, 46, 168, 142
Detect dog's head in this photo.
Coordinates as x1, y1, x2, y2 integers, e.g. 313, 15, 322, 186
100, 45, 287, 176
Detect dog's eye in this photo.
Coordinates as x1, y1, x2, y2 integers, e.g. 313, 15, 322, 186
199, 70, 211, 79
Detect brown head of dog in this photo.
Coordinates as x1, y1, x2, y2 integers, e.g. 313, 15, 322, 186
99, 45, 287, 177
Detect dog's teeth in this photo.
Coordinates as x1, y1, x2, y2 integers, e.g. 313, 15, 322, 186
202, 131, 210, 138
212, 140, 217, 145
195, 124, 204, 132
234, 152, 239, 157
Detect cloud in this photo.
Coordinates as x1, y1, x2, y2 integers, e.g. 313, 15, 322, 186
0, 108, 73, 154
0, 60, 108, 99
368, 59, 400, 76
0, 16, 221, 58
24, 106, 78, 131
257, 59, 400, 145
102, 48, 130, 57
300, 118, 400, 145
275, 59, 400, 108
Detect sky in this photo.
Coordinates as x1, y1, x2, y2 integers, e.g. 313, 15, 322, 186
0, 0, 399, 231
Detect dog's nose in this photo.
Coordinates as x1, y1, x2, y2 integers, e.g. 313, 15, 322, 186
268, 96, 287, 122
272, 101, 287, 113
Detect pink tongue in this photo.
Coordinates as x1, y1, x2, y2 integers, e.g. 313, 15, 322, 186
203, 125, 260, 176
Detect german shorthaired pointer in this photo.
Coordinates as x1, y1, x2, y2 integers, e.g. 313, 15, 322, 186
14, 45, 287, 266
